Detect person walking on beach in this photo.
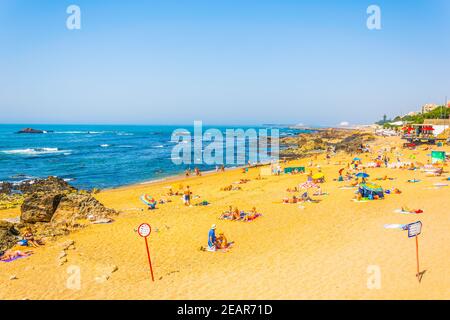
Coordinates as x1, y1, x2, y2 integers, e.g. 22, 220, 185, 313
183, 185, 192, 206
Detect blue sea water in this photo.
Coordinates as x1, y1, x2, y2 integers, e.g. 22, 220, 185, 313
0, 124, 306, 189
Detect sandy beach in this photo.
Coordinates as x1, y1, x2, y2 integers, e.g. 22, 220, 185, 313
1, 135, 449, 300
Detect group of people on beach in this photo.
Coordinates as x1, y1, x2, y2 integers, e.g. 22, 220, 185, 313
219, 206, 262, 222
205, 224, 232, 251
0, 228, 43, 262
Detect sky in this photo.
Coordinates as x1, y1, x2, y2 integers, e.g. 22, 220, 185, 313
0, 0, 449, 126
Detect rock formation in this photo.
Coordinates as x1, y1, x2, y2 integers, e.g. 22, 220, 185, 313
0, 221, 20, 252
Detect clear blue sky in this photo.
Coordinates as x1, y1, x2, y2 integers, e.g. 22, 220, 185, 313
1, 0, 449, 125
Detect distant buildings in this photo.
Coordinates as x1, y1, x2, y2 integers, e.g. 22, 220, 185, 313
422, 103, 438, 113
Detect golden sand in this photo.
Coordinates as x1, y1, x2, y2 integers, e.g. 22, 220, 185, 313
1, 136, 449, 299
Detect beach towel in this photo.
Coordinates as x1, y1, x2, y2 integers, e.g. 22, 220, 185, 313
384, 224, 408, 230
1, 253, 33, 263
394, 209, 423, 215
352, 199, 369, 203
433, 183, 448, 187
213, 242, 234, 252
91, 218, 114, 224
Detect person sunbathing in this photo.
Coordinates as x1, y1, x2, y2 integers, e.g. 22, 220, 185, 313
401, 206, 423, 214
23, 228, 44, 247
221, 185, 232, 191
243, 207, 261, 221
215, 232, 228, 249
0, 249, 33, 261
232, 207, 241, 220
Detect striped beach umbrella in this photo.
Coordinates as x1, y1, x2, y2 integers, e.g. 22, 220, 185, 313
299, 181, 319, 189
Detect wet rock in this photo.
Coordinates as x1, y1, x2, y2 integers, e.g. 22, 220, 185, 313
16, 128, 46, 134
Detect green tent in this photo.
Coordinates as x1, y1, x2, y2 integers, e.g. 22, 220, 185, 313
284, 167, 305, 174
431, 151, 446, 164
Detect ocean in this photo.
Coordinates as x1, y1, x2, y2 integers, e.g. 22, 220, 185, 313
0, 124, 307, 190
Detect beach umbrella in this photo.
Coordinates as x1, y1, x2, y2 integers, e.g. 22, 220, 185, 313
355, 172, 370, 178
353, 157, 361, 161
312, 172, 324, 179
360, 182, 383, 192
299, 181, 319, 189
140, 194, 156, 206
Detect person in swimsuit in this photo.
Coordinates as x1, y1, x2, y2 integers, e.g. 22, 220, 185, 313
0, 249, 33, 261
183, 186, 191, 206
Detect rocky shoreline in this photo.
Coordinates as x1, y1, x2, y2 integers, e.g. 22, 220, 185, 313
0, 177, 117, 252
280, 128, 376, 159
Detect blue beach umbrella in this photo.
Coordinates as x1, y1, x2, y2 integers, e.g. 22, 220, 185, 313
355, 172, 370, 178
353, 157, 361, 161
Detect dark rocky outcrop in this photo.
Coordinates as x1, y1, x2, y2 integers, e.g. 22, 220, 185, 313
51, 192, 117, 225
16, 128, 45, 134
16, 176, 77, 194
20, 193, 64, 223
19, 190, 117, 238
21, 192, 116, 225
0, 221, 20, 252
280, 129, 376, 159
0, 182, 13, 195
0, 177, 117, 251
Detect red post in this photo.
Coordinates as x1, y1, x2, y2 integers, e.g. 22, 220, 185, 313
144, 237, 155, 281
415, 235, 420, 280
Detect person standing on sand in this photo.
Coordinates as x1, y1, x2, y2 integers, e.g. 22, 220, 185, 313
183, 186, 191, 206
208, 224, 217, 249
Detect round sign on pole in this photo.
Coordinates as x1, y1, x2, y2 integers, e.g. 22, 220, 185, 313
138, 223, 151, 237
